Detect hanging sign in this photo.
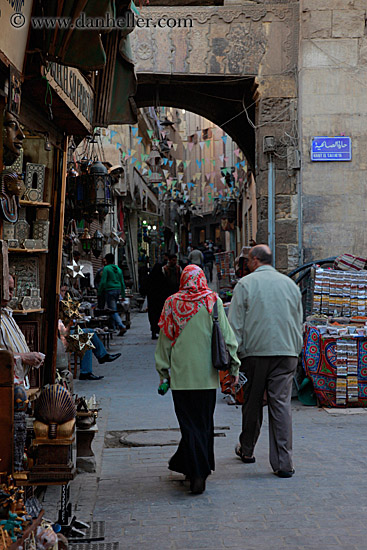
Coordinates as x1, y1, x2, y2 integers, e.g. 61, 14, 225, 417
43, 62, 94, 132
311, 136, 352, 161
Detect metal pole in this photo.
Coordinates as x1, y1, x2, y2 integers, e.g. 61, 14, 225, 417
268, 154, 275, 266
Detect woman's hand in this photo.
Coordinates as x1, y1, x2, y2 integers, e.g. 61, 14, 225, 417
230, 375, 239, 387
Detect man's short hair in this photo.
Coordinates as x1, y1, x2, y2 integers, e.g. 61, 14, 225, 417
105, 253, 115, 264
168, 254, 177, 260
250, 246, 272, 265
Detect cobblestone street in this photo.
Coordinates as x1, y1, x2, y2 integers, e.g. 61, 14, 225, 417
43, 312, 367, 549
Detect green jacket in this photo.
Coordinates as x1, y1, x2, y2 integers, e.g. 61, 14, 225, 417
228, 265, 303, 359
98, 264, 125, 298
155, 297, 240, 390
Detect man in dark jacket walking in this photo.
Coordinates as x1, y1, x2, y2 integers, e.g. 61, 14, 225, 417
98, 253, 127, 336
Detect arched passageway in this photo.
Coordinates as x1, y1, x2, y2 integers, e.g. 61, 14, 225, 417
135, 75, 256, 170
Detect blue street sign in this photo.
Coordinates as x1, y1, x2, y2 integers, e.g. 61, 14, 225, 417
311, 136, 352, 161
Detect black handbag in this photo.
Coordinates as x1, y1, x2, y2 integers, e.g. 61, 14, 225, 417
212, 300, 231, 371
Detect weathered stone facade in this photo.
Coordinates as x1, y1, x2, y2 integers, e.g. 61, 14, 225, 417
299, 0, 367, 262
132, 1, 301, 269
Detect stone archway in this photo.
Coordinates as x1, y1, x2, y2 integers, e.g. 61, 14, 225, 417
131, 2, 300, 270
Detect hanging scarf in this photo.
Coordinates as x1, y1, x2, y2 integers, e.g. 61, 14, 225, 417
158, 264, 217, 346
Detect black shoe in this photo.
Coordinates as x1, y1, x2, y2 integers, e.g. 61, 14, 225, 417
274, 468, 295, 478
234, 444, 256, 463
190, 477, 206, 494
98, 353, 121, 364
118, 328, 127, 336
79, 373, 104, 381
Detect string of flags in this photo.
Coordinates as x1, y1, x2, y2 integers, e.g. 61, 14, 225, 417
98, 123, 248, 203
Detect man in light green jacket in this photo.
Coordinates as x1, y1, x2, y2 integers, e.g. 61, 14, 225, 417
228, 244, 303, 478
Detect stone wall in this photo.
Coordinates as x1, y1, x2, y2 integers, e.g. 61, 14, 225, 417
299, 0, 367, 262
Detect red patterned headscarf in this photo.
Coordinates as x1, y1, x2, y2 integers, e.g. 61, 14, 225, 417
158, 264, 217, 346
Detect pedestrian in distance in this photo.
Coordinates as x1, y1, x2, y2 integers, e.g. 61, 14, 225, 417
155, 265, 240, 494
228, 244, 303, 478
188, 245, 204, 268
203, 242, 215, 283
98, 253, 127, 336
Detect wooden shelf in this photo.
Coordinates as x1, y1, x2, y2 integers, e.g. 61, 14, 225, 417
8, 248, 48, 253
20, 200, 51, 207
12, 308, 45, 315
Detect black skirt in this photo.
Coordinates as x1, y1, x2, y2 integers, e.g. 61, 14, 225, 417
169, 389, 216, 480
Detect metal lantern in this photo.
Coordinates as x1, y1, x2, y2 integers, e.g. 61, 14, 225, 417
147, 145, 162, 185
91, 229, 104, 258
88, 160, 112, 217
80, 228, 92, 253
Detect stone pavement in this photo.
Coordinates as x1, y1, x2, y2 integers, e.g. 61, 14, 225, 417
43, 312, 367, 549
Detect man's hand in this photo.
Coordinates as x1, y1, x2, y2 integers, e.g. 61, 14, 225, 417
19, 352, 45, 367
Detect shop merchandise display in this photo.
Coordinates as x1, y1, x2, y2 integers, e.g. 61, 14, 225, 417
303, 267, 367, 407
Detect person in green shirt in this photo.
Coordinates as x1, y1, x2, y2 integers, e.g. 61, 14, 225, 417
155, 264, 240, 495
98, 253, 126, 336
228, 244, 303, 478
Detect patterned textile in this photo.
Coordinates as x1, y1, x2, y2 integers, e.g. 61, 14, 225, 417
159, 265, 217, 345
334, 253, 367, 272
303, 326, 367, 407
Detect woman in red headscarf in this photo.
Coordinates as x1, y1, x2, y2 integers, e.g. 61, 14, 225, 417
155, 265, 240, 494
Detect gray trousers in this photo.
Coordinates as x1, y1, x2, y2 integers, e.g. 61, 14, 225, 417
239, 356, 297, 472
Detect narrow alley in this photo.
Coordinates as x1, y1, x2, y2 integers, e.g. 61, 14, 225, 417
43, 312, 367, 550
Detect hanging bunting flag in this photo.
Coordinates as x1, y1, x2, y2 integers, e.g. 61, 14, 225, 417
222, 168, 228, 175
209, 183, 214, 188
208, 192, 212, 202
221, 135, 228, 144
137, 136, 143, 144
167, 140, 173, 148
205, 173, 210, 181
221, 177, 226, 185
196, 159, 202, 169
147, 129, 154, 139
148, 169, 152, 177
199, 141, 205, 150
212, 160, 216, 166
141, 153, 149, 162
163, 169, 170, 178
224, 156, 229, 162
219, 154, 224, 163
186, 160, 191, 167
110, 130, 117, 139
122, 151, 126, 159
136, 162, 142, 170
142, 168, 148, 175
130, 157, 137, 164
169, 160, 173, 167
116, 142, 121, 150
235, 162, 240, 169
234, 148, 241, 157
178, 173, 184, 181
162, 158, 168, 165
188, 142, 194, 152
187, 182, 195, 189
241, 160, 246, 166
172, 143, 178, 151
131, 127, 138, 137
206, 140, 211, 149
201, 158, 205, 164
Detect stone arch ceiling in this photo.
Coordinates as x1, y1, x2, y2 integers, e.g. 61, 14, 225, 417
132, 2, 299, 168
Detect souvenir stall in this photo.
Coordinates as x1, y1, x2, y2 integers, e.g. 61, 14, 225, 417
303, 267, 367, 407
